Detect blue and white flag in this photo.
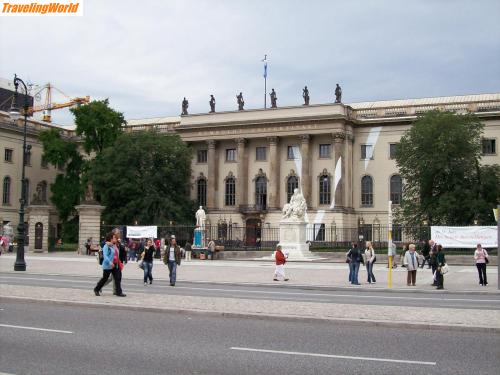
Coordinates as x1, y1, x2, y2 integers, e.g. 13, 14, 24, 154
263, 62, 267, 78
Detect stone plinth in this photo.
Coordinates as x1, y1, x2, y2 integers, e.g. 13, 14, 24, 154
76, 204, 105, 255
278, 220, 315, 260
26, 205, 52, 253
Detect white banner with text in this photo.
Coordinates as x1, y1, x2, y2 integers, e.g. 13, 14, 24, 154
431, 226, 498, 248
126, 226, 157, 239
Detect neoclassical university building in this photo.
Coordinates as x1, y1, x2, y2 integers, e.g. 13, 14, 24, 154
1, 92, 499, 244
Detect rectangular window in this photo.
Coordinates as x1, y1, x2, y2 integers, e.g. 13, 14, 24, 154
4, 149, 13, 162
226, 148, 236, 162
24, 151, 31, 166
287, 146, 299, 160
41, 157, 49, 169
256, 147, 267, 161
314, 224, 326, 241
361, 144, 374, 160
197, 149, 208, 163
482, 139, 496, 155
319, 144, 332, 159
389, 143, 398, 159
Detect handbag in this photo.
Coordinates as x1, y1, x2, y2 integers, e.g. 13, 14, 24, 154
138, 260, 144, 269
440, 263, 449, 275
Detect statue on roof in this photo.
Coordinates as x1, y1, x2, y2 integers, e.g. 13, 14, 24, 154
181, 97, 189, 115
270, 89, 277, 108
237, 92, 245, 111
209, 95, 216, 113
335, 83, 342, 103
303, 86, 310, 106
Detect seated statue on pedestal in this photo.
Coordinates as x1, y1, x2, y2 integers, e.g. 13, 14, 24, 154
282, 188, 307, 221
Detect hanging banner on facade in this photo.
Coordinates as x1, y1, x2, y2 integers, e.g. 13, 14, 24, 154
126, 226, 157, 239
431, 226, 498, 248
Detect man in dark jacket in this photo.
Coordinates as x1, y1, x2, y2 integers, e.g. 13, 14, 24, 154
163, 235, 181, 286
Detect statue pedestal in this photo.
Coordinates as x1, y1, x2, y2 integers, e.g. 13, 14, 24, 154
278, 220, 315, 260
193, 227, 206, 248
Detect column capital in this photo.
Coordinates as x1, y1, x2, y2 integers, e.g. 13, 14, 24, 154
235, 138, 247, 146
300, 134, 310, 144
267, 136, 279, 146
206, 140, 217, 149
332, 131, 346, 143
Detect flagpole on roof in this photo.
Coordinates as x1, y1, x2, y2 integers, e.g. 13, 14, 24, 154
262, 55, 267, 109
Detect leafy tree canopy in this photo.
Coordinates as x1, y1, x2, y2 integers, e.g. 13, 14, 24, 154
90, 131, 195, 225
395, 110, 499, 226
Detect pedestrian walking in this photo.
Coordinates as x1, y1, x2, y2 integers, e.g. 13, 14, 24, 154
347, 243, 363, 285
435, 244, 446, 290
118, 238, 127, 265
128, 240, 138, 261
403, 243, 418, 286
474, 243, 489, 286
364, 241, 376, 284
273, 245, 289, 281
163, 235, 181, 286
184, 240, 192, 261
141, 238, 155, 285
93, 232, 126, 297
429, 240, 438, 285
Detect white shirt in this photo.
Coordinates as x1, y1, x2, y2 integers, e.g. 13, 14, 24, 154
169, 247, 175, 261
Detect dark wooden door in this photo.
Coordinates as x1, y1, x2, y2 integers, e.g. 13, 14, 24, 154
35, 222, 43, 249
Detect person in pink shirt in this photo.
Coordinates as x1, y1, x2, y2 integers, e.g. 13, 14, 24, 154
474, 243, 489, 286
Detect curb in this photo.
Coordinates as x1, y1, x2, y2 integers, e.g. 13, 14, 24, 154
2, 295, 498, 334
3, 271, 499, 296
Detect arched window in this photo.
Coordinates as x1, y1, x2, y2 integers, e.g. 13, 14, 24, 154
319, 174, 331, 205
287, 176, 298, 203
361, 176, 373, 207
225, 176, 236, 206
24, 179, 30, 205
197, 178, 207, 208
255, 177, 267, 210
3, 176, 11, 205
390, 175, 402, 205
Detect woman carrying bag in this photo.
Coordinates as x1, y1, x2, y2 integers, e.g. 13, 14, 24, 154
141, 238, 156, 285
474, 243, 489, 286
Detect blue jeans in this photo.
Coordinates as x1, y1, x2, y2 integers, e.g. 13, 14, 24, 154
143, 261, 153, 283
366, 261, 376, 283
351, 262, 360, 284
348, 262, 354, 283
167, 261, 177, 285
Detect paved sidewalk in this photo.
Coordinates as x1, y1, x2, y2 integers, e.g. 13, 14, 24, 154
1, 253, 499, 332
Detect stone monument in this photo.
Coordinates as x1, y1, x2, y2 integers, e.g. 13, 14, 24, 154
27, 182, 53, 253
181, 97, 189, 115
75, 183, 104, 255
278, 188, 314, 259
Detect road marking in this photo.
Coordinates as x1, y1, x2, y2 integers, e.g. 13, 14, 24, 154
0, 372, 16, 375
0, 324, 73, 334
230, 347, 436, 366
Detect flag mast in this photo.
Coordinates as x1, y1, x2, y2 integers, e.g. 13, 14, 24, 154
262, 54, 267, 109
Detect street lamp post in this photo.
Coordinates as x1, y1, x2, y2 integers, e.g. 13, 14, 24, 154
9, 74, 29, 271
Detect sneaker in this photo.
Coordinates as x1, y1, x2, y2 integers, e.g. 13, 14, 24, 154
284, 278, 289, 281
93, 289, 100, 296
273, 278, 279, 281
115, 293, 127, 297
144, 282, 148, 286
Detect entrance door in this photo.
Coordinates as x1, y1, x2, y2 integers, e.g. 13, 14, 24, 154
34, 222, 43, 249
245, 219, 261, 246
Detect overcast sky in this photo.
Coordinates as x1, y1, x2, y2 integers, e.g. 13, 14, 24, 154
1, 0, 499, 126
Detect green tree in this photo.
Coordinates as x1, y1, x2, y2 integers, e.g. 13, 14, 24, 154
395, 110, 499, 226
90, 131, 195, 225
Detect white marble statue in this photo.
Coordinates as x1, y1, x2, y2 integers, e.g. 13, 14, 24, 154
282, 188, 307, 221
195, 206, 206, 228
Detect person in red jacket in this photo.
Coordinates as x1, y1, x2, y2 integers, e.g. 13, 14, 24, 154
273, 245, 289, 281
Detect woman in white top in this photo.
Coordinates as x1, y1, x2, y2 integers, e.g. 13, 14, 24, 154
403, 244, 418, 286
474, 243, 489, 286
364, 241, 376, 284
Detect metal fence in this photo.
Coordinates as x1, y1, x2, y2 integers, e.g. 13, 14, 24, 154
101, 224, 434, 251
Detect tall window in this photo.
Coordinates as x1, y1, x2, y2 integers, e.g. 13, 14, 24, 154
287, 176, 298, 203
2, 176, 11, 205
197, 178, 207, 207
39, 181, 48, 202
4, 149, 13, 162
197, 149, 208, 163
482, 139, 496, 155
24, 149, 31, 166
361, 144, 374, 160
226, 148, 237, 162
256, 147, 267, 161
255, 177, 267, 210
287, 146, 299, 160
41, 157, 48, 169
390, 175, 402, 205
319, 144, 332, 158
225, 177, 236, 206
389, 143, 398, 159
361, 176, 373, 206
319, 174, 331, 205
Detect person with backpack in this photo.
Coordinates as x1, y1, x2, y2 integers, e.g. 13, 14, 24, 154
273, 245, 289, 281
364, 241, 376, 284
474, 243, 489, 286
93, 232, 126, 297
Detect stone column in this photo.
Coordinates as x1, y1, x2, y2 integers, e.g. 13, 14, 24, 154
333, 131, 346, 208
76, 203, 105, 255
26, 205, 52, 253
344, 131, 354, 210
236, 138, 248, 208
268, 136, 280, 209
206, 140, 218, 210
300, 134, 311, 204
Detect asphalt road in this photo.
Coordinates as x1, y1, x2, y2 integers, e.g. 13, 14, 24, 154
1, 273, 499, 310
1, 300, 499, 375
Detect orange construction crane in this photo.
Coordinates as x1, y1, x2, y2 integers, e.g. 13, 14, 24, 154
28, 83, 90, 122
